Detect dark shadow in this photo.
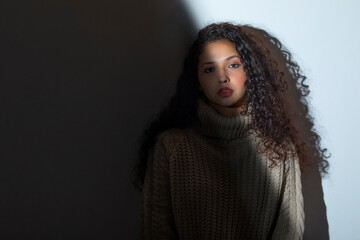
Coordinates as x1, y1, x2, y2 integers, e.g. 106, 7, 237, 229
244, 26, 329, 239
0, 0, 196, 239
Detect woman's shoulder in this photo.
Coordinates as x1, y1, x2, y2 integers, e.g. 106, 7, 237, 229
157, 127, 199, 145
153, 127, 200, 153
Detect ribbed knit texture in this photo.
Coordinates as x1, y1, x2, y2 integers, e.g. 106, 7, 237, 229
139, 98, 304, 240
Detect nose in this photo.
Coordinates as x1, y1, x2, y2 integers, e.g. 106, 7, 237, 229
218, 68, 229, 84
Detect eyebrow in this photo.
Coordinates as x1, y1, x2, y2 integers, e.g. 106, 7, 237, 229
201, 55, 240, 66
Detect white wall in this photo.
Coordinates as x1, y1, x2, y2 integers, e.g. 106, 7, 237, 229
182, 0, 360, 239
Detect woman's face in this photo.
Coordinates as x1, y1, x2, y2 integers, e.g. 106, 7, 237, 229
197, 40, 247, 109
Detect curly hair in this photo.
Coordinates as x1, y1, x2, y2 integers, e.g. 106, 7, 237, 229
131, 22, 330, 192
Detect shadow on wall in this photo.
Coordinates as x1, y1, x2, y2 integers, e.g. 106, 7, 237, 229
0, 1, 329, 239
243, 26, 329, 239
0, 0, 196, 239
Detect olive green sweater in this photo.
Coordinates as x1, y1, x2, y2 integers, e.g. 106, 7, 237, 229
139, 98, 304, 239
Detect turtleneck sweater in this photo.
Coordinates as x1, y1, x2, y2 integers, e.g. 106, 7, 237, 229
139, 98, 304, 240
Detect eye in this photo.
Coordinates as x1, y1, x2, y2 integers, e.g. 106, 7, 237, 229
204, 67, 215, 73
229, 63, 241, 68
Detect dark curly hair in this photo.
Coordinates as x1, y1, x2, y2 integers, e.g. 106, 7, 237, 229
131, 22, 330, 192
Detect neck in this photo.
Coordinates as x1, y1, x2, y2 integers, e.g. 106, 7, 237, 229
197, 98, 251, 139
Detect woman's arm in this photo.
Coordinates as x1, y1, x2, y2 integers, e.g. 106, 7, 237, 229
139, 134, 179, 239
271, 153, 305, 240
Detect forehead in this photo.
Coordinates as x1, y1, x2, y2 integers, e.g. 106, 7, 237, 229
199, 40, 237, 60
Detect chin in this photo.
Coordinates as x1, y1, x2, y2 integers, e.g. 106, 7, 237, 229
214, 101, 237, 108
221, 99, 240, 107
208, 97, 242, 108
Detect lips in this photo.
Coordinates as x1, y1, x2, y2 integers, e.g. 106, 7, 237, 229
218, 87, 233, 96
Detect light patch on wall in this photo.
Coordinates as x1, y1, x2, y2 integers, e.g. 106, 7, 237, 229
181, 0, 360, 238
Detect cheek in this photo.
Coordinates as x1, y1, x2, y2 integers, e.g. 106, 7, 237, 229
200, 81, 216, 93
241, 78, 246, 86
198, 76, 212, 91
233, 73, 247, 85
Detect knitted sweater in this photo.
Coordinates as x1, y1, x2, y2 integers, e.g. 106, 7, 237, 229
139, 98, 304, 239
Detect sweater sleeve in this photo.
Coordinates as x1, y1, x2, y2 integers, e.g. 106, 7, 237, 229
139, 134, 179, 240
271, 153, 305, 240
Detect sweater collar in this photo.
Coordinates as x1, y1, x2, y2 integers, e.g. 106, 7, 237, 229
197, 98, 251, 139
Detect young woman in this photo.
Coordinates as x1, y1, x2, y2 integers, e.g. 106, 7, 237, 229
133, 22, 329, 240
